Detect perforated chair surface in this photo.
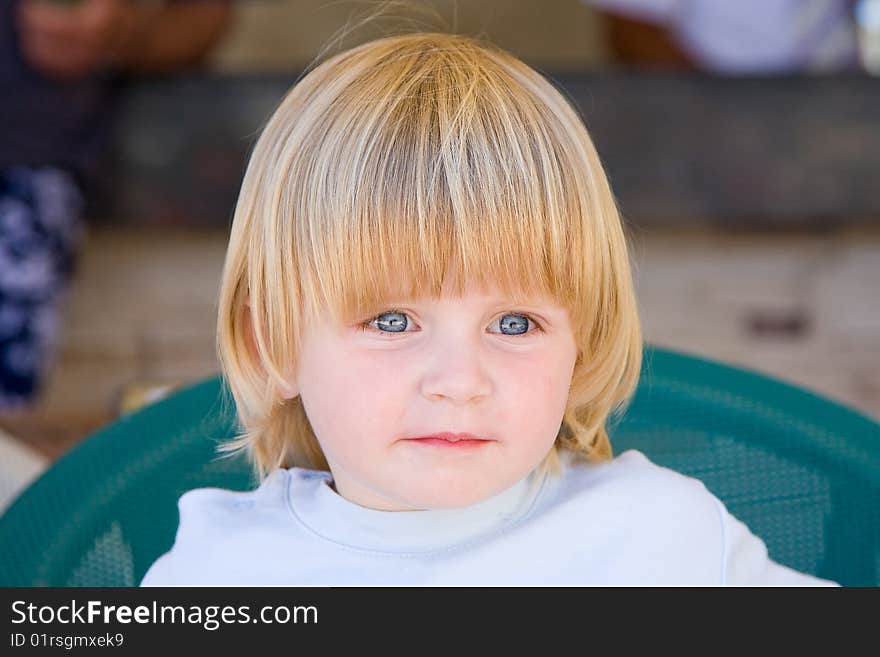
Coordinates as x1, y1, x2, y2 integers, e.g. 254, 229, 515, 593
1, 346, 878, 586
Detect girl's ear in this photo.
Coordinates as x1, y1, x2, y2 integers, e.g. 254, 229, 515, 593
242, 302, 300, 399
277, 377, 299, 400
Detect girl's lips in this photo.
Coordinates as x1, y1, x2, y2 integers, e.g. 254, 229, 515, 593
406, 437, 491, 449
408, 432, 488, 442
404, 432, 493, 449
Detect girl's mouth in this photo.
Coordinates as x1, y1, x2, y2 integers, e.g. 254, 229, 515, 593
404, 432, 493, 449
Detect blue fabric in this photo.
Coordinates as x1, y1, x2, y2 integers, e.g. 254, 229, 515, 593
0, 166, 84, 407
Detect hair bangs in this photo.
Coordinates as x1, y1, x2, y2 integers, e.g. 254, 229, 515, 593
287, 42, 588, 330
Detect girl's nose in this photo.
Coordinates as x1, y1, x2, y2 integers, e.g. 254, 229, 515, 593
419, 336, 493, 404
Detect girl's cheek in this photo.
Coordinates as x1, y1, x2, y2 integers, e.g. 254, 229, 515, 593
349, 353, 410, 384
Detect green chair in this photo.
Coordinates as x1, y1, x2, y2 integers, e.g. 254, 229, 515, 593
1, 346, 878, 586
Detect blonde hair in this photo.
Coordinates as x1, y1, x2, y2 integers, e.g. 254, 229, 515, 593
217, 32, 643, 481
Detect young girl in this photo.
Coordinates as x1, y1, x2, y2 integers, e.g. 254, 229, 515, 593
141, 32, 836, 586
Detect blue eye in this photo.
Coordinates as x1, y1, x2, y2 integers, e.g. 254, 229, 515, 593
497, 314, 531, 335
361, 310, 543, 336
369, 310, 410, 333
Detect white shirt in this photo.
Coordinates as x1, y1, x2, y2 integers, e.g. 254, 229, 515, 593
141, 449, 838, 586
588, 0, 860, 73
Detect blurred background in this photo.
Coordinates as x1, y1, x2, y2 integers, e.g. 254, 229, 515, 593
1, 0, 879, 511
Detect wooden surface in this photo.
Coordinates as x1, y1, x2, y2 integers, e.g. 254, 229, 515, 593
1, 225, 877, 462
